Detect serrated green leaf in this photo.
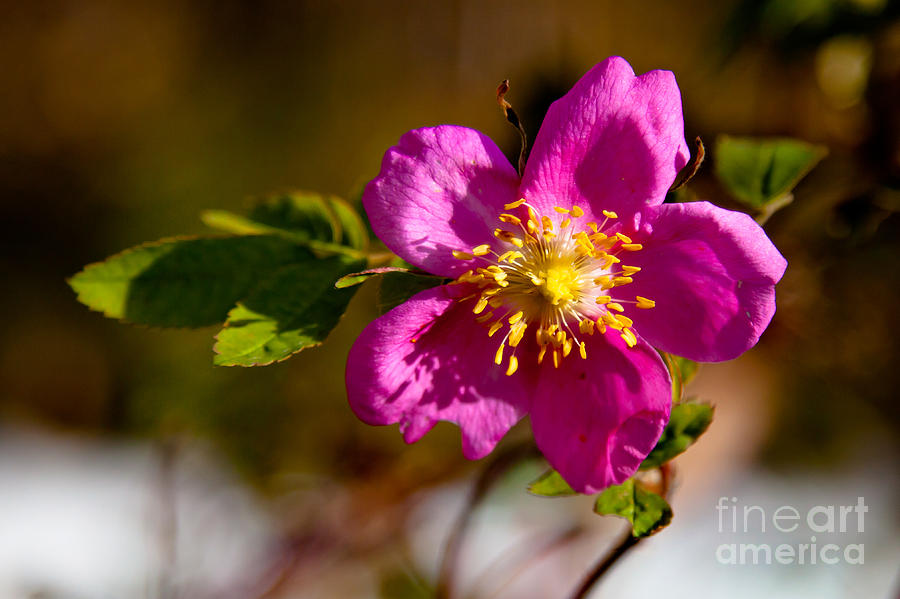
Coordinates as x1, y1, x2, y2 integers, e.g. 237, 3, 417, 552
213, 255, 365, 366
594, 479, 672, 537
640, 402, 714, 470
715, 136, 827, 209
248, 191, 369, 250
376, 271, 446, 315
69, 235, 314, 328
527, 469, 577, 497
202, 191, 368, 254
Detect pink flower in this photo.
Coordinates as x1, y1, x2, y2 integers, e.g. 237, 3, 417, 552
346, 57, 786, 493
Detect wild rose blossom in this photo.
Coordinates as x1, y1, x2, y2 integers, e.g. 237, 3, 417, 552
346, 57, 786, 493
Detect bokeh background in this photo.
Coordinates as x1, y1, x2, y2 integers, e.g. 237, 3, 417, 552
2, 1, 899, 598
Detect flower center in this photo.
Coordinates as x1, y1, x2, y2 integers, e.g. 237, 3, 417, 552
451, 199, 656, 376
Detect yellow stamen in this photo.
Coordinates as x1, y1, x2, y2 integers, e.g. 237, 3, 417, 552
612, 276, 633, 286
504, 199, 526, 210
541, 215, 553, 232
554, 206, 570, 214
636, 296, 656, 309
475, 311, 494, 323
622, 265, 641, 275
579, 341, 587, 359
453, 250, 473, 260
472, 244, 491, 256
561, 218, 571, 229
615, 232, 633, 244
596, 295, 612, 304
508, 310, 524, 325
621, 243, 643, 251
488, 321, 504, 337
602, 210, 618, 219
499, 214, 522, 226
571, 206, 584, 218
494, 342, 505, 365
579, 319, 595, 335
607, 302, 625, 312
621, 329, 637, 347
473, 297, 489, 314
508, 321, 527, 347
506, 355, 518, 376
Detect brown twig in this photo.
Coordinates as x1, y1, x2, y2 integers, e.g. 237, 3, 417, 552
434, 440, 540, 599
569, 463, 675, 599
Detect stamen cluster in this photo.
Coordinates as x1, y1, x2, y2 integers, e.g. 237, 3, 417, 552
451, 199, 655, 376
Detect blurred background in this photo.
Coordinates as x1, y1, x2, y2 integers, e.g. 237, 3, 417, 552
1, 1, 899, 597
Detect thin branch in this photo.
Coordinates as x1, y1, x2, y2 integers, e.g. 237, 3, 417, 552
434, 441, 539, 599
569, 463, 675, 599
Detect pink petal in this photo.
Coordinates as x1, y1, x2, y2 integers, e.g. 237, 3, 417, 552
519, 57, 689, 226
530, 334, 671, 494
346, 285, 534, 459
362, 125, 521, 278
624, 201, 788, 362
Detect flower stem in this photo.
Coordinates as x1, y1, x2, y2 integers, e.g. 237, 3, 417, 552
435, 440, 539, 599
569, 532, 641, 599
569, 463, 674, 598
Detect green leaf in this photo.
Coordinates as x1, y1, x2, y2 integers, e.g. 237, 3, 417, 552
202, 191, 368, 254
527, 469, 577, 497
69, 235, 314, 328
376, 271, 446, 315
640, 402, 714, 470
594, 479, 673, 537
334, 267, 416, 289
213, 255, 365, 366
715, 136, 827, 209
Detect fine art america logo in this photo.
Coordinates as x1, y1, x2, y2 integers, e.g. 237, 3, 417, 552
715, 496, 867, 565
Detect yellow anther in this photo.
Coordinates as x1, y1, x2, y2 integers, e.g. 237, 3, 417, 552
488, 297, 504, 308
615, 232, 633, 244
553, 206, 570, 214
472, 244, 491, 256
475, 311, 494, 323
499, 214, 522, 226
511, 237, 524, 248
579, 319, 595, 335
473, 297, 489, 314
561, 218, 571, 229
488, 321, 504, 337
508, 311, 524, 325
555, 330, 566, 346
504, 199, 526, 209
622, 265, 641, 275
636, 296, 656, 309
562, 338, 573, 357
506, 355, 519, 376
508, 321, 527, 347
552, 349, 561, 368
615, 315, 634, 328
595, 319, 607, 334
621, 243, 643, 251
604, 315, 623, 330
526, 219, 538, 234
594, 275, 611, 286
621, 329, 637, 348
601, 255, 621, 268
494, 342, 505, 365
579, 341, 587, 359
588, 222, 599, 233
541, 215, 554, 232
571, 206, 584, 218
602, 210, 618, 219
453, 250, 473, 260
596, 295, 612, 304
612, 276, 634, 286
607, 302, 625, 312
537, 345, 547, 364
